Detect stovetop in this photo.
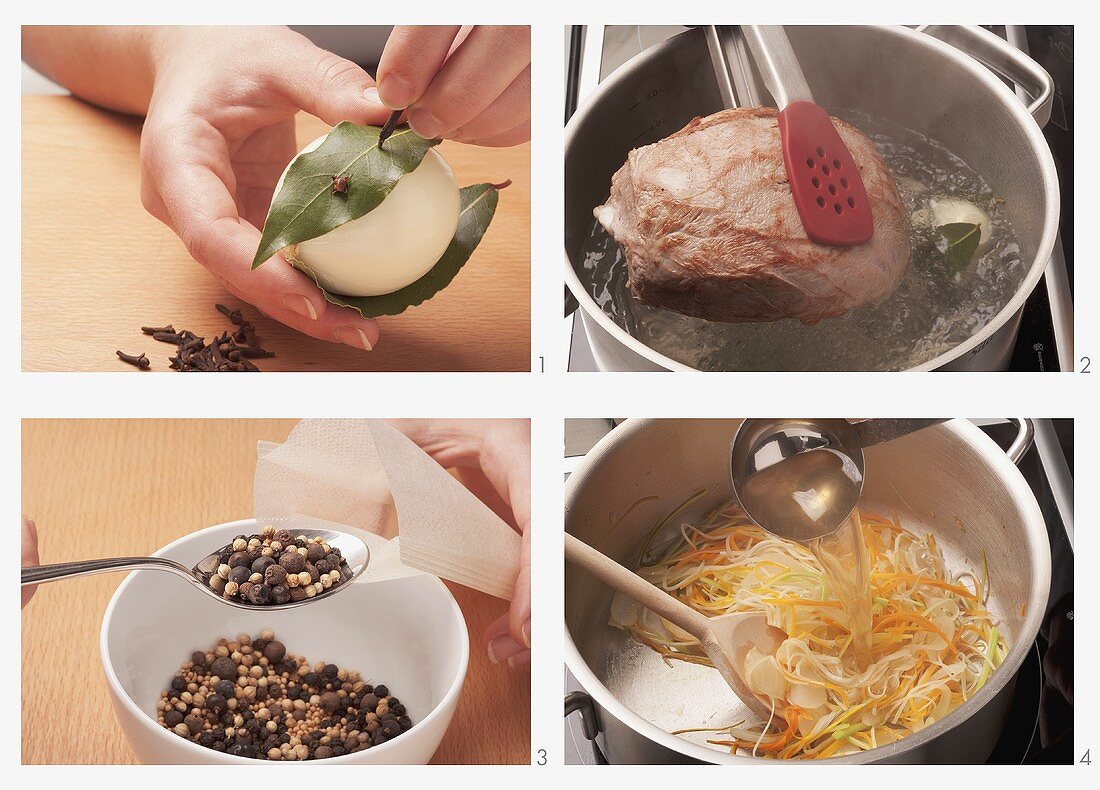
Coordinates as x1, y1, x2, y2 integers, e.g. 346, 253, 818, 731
565, 419, 1074, 764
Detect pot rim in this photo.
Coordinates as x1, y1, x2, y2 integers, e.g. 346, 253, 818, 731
100, 517, 470, 765
563, 24, 1061, 372
564, 418, 1052, 763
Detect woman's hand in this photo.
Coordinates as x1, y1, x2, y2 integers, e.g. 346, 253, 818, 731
376, 26, 530, 146
390, 419, 531, 667
140, 27, 391, 350
22, 517, 40, 609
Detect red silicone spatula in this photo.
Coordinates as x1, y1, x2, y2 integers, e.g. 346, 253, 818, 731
741, 25, 874, 246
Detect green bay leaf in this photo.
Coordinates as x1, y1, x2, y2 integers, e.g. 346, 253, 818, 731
314, 182, 502, 318
939, 222, 981, 273
251, 121, 440, 269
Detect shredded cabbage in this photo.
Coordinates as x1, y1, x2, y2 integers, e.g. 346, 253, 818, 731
613, 501, 1008, 759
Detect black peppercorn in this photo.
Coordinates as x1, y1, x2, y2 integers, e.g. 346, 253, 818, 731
215, 680, 235, 698
228, 551, 250, 568
171, 676, 188, 692
374, 684, 389, 698
251, 556, 275, 575
165, 709, 184, 727
323, 663, 339, 679
206, 693, 228, 714
191, 651, 207, 668
228, 565, 251, 585
363, 693, 380, 711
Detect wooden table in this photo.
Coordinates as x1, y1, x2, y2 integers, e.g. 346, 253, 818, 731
21, 97, 530, 372
21, 419, 530, 764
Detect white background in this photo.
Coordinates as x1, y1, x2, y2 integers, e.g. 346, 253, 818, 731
6, 0, 1091, 778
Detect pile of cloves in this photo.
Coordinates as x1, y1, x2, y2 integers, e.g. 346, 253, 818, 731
117, 304, 275, 372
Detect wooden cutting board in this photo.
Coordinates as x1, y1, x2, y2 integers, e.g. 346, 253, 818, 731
21, 96, 530, 372
20, 419, 531, 764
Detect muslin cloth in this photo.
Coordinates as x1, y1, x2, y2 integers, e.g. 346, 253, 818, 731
253, 419, 520, 600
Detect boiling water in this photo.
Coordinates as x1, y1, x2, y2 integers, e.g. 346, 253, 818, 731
580, 113, 1027, 371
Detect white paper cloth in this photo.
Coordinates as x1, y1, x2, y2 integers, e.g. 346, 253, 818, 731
253, 419, 520, 600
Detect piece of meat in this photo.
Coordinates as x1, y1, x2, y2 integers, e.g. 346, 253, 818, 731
595, 107, 910, 324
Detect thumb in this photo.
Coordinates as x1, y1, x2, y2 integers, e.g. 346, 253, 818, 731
274, 33, 392, 127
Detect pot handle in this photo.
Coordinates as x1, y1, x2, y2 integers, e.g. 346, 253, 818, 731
565, 690, 609, 763
916, 25, 1054, 127
1005, 417, 1035, 465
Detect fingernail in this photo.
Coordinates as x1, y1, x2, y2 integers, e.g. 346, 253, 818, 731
281, 294, 317, 320
378, 75, 415, 109
521, 620, 531, 648
408, 109, 444, 140
487, 636, 520, 664
507, 652, 531, 669
334, 326, 373, 351
362, 86, 385, 110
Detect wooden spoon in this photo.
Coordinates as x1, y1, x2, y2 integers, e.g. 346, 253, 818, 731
566, 532, 787, 719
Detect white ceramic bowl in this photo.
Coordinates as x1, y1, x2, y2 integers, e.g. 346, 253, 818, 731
100, 519, 468, 764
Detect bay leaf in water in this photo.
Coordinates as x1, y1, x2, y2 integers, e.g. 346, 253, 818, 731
938, 222, 981, 273
316, 182, 503, 318
251, 121, 440, 269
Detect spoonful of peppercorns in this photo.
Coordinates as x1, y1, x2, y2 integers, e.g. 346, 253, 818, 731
20, 525, 370, 610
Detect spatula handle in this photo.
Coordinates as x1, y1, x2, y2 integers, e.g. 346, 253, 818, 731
741, 25, 814, 108
565, 533, 711, 639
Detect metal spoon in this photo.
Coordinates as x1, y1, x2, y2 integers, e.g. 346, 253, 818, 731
566, 532, 786, 719
19, 528, 370, 611
730, 419, 950, 541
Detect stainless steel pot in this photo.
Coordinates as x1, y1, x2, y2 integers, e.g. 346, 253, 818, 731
564, 26, 1060, 371
565, 418, 1051, 763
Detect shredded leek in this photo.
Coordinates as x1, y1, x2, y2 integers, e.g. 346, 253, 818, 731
613, 501, 1009, 759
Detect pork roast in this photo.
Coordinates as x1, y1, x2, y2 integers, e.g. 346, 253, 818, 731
595, 107, 910, 324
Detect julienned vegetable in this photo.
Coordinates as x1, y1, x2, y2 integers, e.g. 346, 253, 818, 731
611, 501, 1008, 759
253, 122, 504, 318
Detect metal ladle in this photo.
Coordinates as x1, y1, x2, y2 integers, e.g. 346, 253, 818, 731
19, 528, 370, 611
730, 419, 950, 541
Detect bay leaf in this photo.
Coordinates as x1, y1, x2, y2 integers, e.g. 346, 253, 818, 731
316, 182, 502, 318
251, 121, 440, 269
939, 222, 981, 273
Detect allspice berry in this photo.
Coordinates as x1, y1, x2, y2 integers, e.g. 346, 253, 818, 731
263, 640, 286, 664
319, 691, 342, 714
264, 564, 287, 587
210, 656, 237, 680
279, 551, 306, 574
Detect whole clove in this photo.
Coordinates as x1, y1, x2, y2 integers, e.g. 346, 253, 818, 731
120, 304, 275, 372
115, 350, 150, 370
377, 109, 403, 149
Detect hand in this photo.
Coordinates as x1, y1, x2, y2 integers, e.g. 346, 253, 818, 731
22, 517, 39, 609
140, 27, 392, 350
390, 419, 531, 667
376, 26, 530, 146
